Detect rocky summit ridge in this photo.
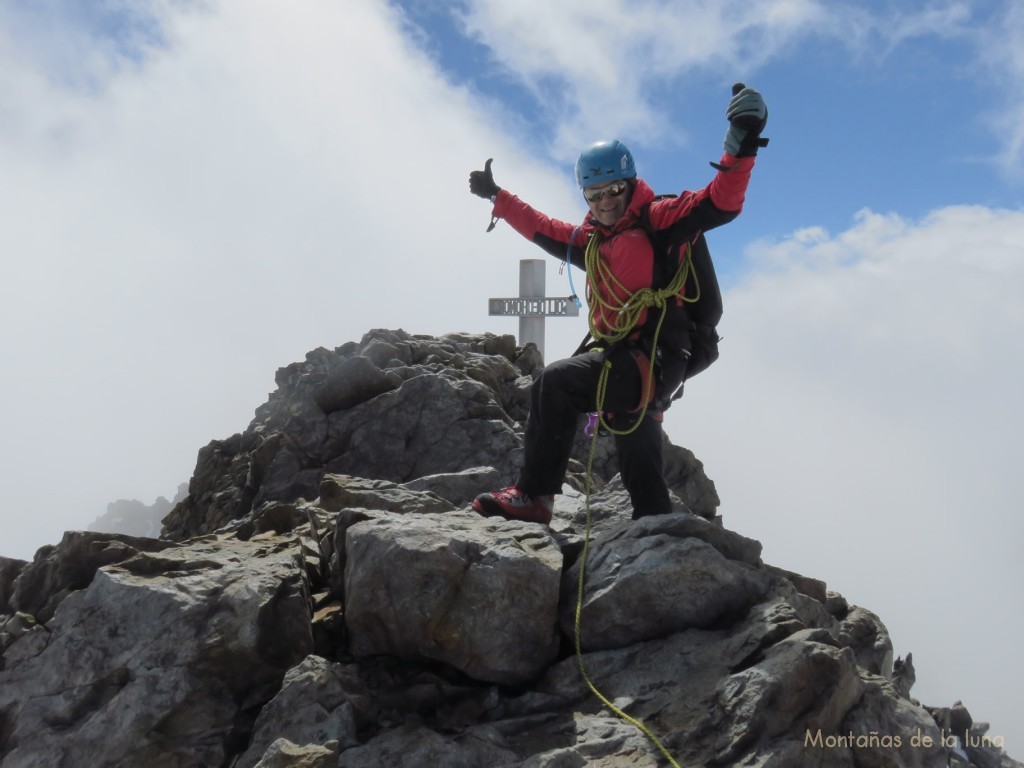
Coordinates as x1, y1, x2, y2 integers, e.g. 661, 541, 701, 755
0, 329, 1019, 768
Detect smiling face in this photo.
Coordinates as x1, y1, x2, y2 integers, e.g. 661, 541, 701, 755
584, 180, 632, 227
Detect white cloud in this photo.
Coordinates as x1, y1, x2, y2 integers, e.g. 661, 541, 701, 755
669, 203, 1024, 746
975, 4, 1024, 175
455, 0, 828, 154
862, 2, 972, 53
0, 0, 583, 560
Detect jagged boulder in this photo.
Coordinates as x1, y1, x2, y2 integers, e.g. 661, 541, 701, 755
317, 474, 456, 516
6, 530, 176, 623
2, 330, 1021, 768
0, 536, 314, 768
162, 329, 720, 541
843, 679, 946, 768
707, 629, 866, 763
235, 655, 365, 768
563, 513, 771, 651
0, 556, 27, 615
161, 331, 542, 541
835, 605, 895, 677
342, 509, 562, 685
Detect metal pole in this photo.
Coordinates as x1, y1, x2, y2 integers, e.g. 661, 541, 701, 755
518, 260, 545, 359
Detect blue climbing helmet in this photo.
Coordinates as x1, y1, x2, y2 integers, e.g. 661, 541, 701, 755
574, 139, 636, 188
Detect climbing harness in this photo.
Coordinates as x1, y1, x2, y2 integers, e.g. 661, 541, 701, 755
571, 230, 701, 768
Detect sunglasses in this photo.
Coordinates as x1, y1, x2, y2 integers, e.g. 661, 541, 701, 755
584, 181, 629, 203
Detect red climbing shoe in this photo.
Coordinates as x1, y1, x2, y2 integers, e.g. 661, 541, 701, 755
472, 486, 554, 526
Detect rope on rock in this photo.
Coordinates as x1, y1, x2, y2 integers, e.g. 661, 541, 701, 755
573, 429, 684, 768
572, 231, 699, 768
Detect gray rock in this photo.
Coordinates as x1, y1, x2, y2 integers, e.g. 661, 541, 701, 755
161, 430, 296, 541
765, 562, 828, 603
161, 330, 722, 542
602, 508, 763, 564
318, 474, 455, 515
313, 354, 394, 413
343, 511, 562, 685
707, 629, 864, 764
403, 466, 503, 507
893, 652, 916, 698
7, 530, 175, 623
842, 677, 947, 768
518, 588, 860, 765
337, 722, 519, 768
0, 556, 27, 614
562, 513, 770, 651
661, 439, 721, 520
0, 611, 45, 662
835, 605, 894, 678
6, 330, 1020, 768
499, 714, 664, 767
552, 474, 629, 533
0, 536, 313, 768
236, 655, 365, 768
323, 372, 522, 483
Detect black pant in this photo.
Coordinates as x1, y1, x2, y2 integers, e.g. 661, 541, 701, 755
517, 349, 673, 519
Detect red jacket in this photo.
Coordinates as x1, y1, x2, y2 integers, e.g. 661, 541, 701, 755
492, 153, 754, 336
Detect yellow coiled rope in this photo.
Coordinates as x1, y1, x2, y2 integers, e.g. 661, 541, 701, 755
583, 232, 695, 437
573, 231, 697, 768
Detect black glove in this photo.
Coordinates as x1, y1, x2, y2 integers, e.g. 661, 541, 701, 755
724, 84, 769, 157
469, 158, 501, 200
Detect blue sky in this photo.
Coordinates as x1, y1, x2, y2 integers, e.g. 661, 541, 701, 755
1, 0, 1022, 752
397, 1, 1024, 261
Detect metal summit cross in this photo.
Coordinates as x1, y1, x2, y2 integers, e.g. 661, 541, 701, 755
488, 259, 580, 360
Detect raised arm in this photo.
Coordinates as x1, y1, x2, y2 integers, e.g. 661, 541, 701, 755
468, 158, 584, 265
647, 85, 768, 240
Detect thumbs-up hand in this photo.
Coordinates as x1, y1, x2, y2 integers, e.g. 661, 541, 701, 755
469, 158, 501, 200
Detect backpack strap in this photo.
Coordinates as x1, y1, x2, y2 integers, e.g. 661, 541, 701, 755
637, 197, 673, 291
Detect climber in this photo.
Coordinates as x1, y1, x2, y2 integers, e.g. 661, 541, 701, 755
467, 86, 768, 525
